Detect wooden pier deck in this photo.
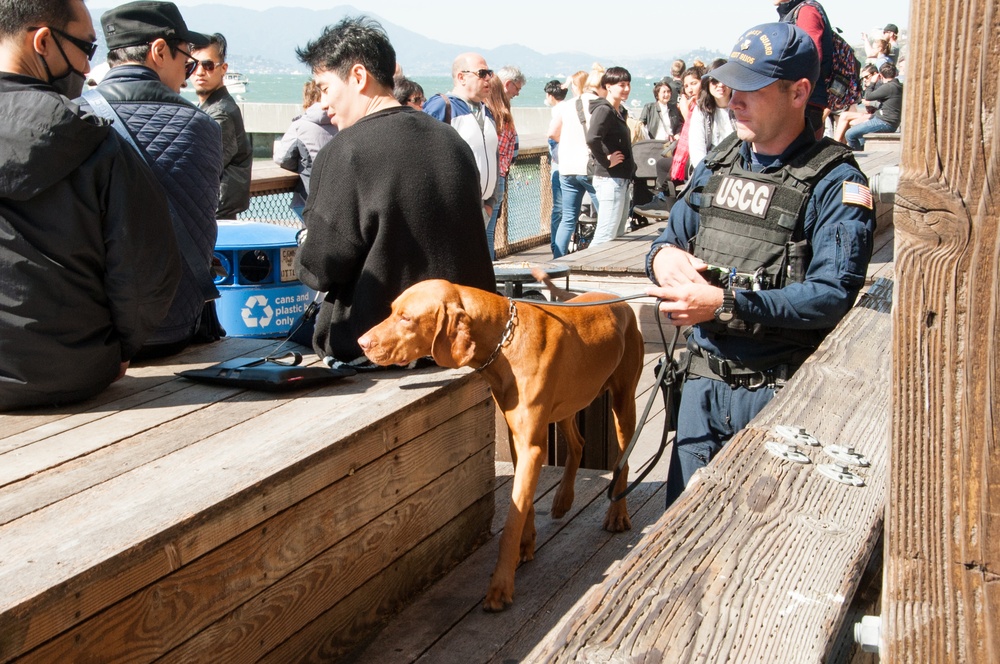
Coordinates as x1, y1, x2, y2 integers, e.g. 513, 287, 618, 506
352, 143, 899, 664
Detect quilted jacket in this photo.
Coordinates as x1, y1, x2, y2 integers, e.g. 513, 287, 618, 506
95, 65, 222, 347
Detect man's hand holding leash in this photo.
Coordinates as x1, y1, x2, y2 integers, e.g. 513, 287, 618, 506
646, 245, 724, 325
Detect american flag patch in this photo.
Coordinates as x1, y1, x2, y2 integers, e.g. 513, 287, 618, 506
842, 181, 873, 209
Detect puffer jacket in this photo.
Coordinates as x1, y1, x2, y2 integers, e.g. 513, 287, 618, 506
95, 65, 222, 347
272, 102, 339, 208
0, 73, 179, 411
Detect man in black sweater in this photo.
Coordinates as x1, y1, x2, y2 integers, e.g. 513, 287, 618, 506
294, 16, 496, 366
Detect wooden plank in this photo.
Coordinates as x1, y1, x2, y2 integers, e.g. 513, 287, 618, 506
0, 369, 491, 661
259, 493, 496, 664
158, 443, 495, 664
420, 480, 663, 664
0, 337, 278, 443
885, 0, 1000, 659
349, 464, 617, 664
14, 399, 495, 663
530, 279, 893, 662
488, 480, 667, 663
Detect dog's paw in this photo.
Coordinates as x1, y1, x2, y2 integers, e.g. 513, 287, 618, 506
519, 529, 536, 562
483, 585, 514, 612
603, 505, 633, 533
551, 487, 574, 519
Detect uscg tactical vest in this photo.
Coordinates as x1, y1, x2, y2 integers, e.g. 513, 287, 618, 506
687, 133, 858, 345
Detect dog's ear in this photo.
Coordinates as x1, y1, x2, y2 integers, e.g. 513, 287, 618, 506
431, 302, 475, 368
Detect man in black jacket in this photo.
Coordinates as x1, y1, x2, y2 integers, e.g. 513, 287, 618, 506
0, 0, 179, 410
294, 16, 495, 367
94, 0, 223, 358
191, 32, 252, 219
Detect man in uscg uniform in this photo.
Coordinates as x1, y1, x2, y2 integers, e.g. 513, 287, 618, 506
645, 22, 876, 507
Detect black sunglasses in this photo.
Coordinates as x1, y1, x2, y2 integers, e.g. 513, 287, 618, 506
193, 60, 224, 73
175, 46, 199, 78
408, 95, 426, 104
461, 68, 494, 80
29, 26, 98, 61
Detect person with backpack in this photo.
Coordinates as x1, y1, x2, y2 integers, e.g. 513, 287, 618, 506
776, 0, 861, 137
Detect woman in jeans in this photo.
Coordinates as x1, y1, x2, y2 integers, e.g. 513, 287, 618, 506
547, 68, 602, 257
586, 66, 636, 246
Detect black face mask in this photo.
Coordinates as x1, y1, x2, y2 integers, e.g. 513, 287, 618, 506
40, 34, 87, 99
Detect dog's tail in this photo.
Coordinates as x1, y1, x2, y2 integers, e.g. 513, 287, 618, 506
530, 267, 575, 302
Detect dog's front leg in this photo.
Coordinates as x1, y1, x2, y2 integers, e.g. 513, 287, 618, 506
483, 424, 545, 612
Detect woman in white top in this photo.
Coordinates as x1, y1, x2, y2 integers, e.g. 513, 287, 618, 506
686, 70, 735, 170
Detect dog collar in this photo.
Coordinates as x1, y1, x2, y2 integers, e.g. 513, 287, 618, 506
477, 298, 518, 371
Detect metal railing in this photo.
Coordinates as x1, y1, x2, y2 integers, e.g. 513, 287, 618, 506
244, 149, 555, 255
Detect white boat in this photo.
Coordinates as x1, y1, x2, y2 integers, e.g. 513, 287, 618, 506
224, 72, 249, 95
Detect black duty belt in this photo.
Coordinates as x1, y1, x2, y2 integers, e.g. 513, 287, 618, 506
686, 345, 796, 390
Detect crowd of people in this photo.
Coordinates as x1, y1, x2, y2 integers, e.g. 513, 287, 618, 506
1, 0, 898, 512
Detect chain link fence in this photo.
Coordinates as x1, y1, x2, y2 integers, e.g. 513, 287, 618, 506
243, 149, 555, 252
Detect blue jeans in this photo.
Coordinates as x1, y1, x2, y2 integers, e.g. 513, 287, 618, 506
591, 175, 630, 246
550, 167, 562, 238
845, 116, 896, 150
485, 175, 506, 260
665, 376, 776, 508
552, 174, 597, 258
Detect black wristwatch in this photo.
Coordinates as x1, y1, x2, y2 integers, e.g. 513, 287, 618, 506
714, 288, 736, 323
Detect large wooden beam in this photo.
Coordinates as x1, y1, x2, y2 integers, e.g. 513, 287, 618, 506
885, 0, 1000, 660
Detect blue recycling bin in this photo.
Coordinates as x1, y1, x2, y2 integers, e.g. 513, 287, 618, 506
213, 221, 317, 338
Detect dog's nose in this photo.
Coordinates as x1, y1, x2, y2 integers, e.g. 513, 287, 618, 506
357, 334, 373, 350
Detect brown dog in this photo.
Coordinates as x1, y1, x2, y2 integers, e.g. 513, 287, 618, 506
358, 279, 644, 612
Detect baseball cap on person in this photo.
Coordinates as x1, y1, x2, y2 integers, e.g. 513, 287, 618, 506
708, 22, 820, 93
883, 23, 899, 34
101, 1, 211, 50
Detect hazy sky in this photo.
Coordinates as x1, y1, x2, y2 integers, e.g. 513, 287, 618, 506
94, 0, 912, 57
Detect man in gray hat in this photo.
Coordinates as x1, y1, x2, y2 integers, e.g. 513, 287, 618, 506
89, 0, 223, 359
0, 0, 179, 410
645, 22, 876, 507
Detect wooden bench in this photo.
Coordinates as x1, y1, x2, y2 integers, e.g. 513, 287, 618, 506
0, 338, 495, 662
530, 278, 893, 662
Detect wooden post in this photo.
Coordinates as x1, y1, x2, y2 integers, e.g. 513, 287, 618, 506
886, 0, 1000, 661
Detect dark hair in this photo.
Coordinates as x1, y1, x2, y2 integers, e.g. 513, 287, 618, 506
0, 0, 73, 39
107, 38, 184, 67
879, 61, 897, 79
682, 66, 702, 83
698, 61, 729, 114
600, 66, 631, 88
653, 80, 669, 99
205, 32, 227, 61
392, 75, 424, 105
296, 16, 396, 90
861, 63, 878, 77
544, 79, 567, 101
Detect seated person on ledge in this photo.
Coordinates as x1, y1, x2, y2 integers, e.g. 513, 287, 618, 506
845, 62, 902, 151
293, 17, 495, 369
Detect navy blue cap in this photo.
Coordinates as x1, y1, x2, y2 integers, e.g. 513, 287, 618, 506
709, 22, 820, 92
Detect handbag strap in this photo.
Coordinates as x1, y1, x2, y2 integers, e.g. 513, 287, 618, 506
82, 89, 219, 301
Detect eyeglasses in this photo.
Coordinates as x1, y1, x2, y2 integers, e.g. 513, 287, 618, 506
408, 96, 426, 105
28, 26, 98, 61
175, 46, 199, 78
193, 60, 224, 73
461, 69, 494, 80
709, 79, 726, 87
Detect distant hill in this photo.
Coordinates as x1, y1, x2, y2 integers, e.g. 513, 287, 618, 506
88, 4, 724, 78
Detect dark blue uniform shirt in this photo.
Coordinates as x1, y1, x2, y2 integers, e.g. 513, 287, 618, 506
647, 129, 875, 369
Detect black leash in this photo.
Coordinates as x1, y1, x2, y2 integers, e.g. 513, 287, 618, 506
608, 305, 680, 502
